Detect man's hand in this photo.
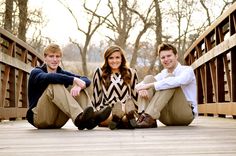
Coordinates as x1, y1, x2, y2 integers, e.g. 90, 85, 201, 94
73, 77, 86, 89
70, 85, 82, 97
138, 90, 149, 99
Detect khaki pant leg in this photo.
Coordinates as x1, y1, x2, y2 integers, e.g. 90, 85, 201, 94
159, 88, 194, 126
137, 75, 155, 113
145, 88, 176, 120
50, 84, 84, 121
33, 87, 69, 129
53, 111, 70, 128
33, 98, 68, 129
33, 84, 84, 129
73, 89, 93, 110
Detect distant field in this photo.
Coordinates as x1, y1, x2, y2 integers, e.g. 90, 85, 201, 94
62, 60, 156, 80
62, 61, 102, 77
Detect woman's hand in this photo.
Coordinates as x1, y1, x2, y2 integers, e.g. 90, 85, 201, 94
138, 90, 149, 99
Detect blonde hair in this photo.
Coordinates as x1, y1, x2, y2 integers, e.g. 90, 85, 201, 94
43, 43, 63, 57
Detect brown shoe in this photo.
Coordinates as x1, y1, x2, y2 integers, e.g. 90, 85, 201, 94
74, 106, 94, 130
136, 113, 157, 128
108, 115, 121, 130
137, 113, 145, 123
119, 115, 134, 129
126, 110, 137, 128
87, 106, 112, 130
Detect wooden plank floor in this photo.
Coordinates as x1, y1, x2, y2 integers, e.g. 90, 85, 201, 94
0, 116, 236, 156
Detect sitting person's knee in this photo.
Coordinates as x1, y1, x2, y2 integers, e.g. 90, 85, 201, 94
143, 75, 155, 83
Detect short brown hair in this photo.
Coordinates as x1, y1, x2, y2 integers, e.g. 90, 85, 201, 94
43, 43, 62, 57
158, 43, 177, 56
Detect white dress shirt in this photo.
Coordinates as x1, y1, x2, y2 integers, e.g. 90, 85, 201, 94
153, 63, 198, 116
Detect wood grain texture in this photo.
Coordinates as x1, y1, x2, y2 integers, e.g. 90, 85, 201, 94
0, 116, 236, 156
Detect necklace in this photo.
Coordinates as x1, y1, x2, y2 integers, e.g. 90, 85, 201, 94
111, 74, 122, 84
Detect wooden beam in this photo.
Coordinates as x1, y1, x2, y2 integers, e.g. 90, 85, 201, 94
185, 2, 236, 58
0, 27, 43, 60
198, 102, 236, 116
231, 47, 236, 101
1, 66, 10, 107
223, 54, 231, 100
0, 52, 33, 73
191, 34, 236, 69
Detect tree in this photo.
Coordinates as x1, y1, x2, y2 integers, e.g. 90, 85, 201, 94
4, 0, 13, 32
1, 0, 47, 49
58, 0, 111, 76
27, 8, 49, 52
128, 1, 155, 68
148, 0, 163, 74
104, 0, 135, 49
18, 0, 28, 41
3, 0, 29, 41
200, 0, 235, 27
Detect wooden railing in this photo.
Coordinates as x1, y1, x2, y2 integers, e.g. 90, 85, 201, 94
0, 27, 43, 120
184, 2, 236, 118
1, 3, 235, 121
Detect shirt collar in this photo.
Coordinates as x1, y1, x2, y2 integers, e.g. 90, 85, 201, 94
172, 62, 181, 75
40, 63, 62, 73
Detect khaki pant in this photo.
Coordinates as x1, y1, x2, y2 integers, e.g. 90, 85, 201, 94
139, 75, 194, 126
32, 84, 92, 129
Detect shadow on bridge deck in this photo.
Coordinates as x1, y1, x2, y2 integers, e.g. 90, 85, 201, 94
0, 116, 236, 156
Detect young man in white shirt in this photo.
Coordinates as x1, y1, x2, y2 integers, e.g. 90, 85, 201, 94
135, 43, 197, 128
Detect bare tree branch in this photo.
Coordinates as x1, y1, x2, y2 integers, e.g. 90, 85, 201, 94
58, 0, 111, 75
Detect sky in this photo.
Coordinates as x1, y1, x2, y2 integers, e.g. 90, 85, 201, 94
27, 0, 155, 46
28, 0, 87, 45
27, 0, 231, 46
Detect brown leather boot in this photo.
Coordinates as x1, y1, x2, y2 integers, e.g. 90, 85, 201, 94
124, 98, 137, 128
74, 106, 94, 130
87, 106, 112, 130
108, 115, 121, 130
119, 115, 135, 129
135, 113, 157, 128
108, 101, 125, 130
126, 110, 137, 128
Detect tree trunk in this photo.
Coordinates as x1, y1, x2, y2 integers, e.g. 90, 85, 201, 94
130, 27, 149, 68
18, 0, 28, 41
114, 0, 129, 49
4, 0, 13, 33
82, 42, 89, 76
148, 0, 162, 74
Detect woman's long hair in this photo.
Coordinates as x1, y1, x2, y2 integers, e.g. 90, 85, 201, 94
101, 45, 131, 89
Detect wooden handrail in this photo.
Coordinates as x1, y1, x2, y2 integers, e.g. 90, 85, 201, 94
0, 27, 43, 120
184, 2, 236, 118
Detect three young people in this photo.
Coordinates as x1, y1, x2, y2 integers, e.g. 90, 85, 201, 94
27, 43, 197, 130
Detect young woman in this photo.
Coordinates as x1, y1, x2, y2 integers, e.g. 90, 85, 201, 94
92, 45, 139, 130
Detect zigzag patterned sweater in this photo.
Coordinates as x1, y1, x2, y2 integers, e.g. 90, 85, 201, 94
92, 67, 138, 110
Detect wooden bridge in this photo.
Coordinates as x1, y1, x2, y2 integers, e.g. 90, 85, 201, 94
0, 28, 43, 121
184, 2, 236, 118
0, 2, 236, 156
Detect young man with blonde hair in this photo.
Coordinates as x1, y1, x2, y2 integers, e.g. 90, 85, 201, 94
26, 43, 111, 130
135, 42, 197, 128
